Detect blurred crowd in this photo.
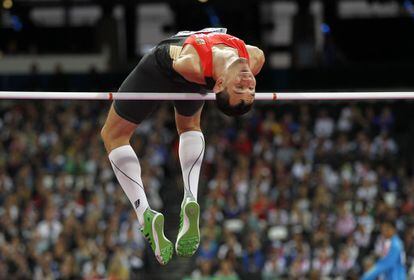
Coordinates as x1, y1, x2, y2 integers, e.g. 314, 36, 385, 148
0, 101, 151, 279
188, 102, 414, 280
0, 98, 413, 280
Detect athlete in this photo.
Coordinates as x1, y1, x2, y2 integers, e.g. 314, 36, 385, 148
361, 221, 407, 280
100, 28, 265, 265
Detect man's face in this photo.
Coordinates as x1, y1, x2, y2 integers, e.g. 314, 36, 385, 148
222, 58, 256, 106
381, 223, 395, 238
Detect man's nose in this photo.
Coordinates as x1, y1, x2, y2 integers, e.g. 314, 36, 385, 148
240, 80, 254, 89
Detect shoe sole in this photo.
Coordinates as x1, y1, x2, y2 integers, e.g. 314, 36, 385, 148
152, 213, 173, 265
176, 201, 200, 257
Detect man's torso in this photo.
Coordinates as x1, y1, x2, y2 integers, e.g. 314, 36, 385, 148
154, 30, 251, 89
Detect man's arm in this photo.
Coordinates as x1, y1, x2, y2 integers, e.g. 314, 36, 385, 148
361, 241, 401, 280
173, 54, 205, 84
246, 45, 265, 76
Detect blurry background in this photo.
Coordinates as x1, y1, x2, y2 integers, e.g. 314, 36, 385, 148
1, 0, 414, 90
1, 0, 414, 279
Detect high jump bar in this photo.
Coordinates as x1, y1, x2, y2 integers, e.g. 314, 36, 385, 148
0, 91, 414, 101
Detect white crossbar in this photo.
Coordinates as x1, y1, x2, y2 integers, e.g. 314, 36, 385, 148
0, 91, 414, 101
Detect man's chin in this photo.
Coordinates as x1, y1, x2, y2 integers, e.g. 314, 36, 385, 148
236, 57, 248, 63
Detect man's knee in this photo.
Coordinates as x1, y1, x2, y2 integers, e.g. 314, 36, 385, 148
101, 105, 138, 151
100, 121, 135, 152
101, 124, 117, 151
177, 125, 202, 135
175, 110, 202, 135
175, 116, 202, 134
100, 124, 111, 143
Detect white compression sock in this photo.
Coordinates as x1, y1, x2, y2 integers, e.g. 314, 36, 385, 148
179, 131, 205, 201
108, 145, 149, 225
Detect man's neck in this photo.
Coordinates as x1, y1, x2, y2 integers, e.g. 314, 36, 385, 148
211, 46, 239, 80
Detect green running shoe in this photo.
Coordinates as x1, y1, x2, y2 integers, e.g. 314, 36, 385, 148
175, 193, 200, 257
140, 208, 173, 265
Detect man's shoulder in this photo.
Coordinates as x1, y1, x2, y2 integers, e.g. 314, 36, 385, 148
246, 45, 265, 75
246, 45, 265, 59
392, 235, 404, 248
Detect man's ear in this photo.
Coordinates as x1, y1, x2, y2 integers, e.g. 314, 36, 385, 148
213, 77, 225, 93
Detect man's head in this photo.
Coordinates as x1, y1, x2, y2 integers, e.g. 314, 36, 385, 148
214, 57, 256, 116
381, 220, 396, 238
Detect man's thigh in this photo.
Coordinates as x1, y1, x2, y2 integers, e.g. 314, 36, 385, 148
114, 49, 204, 125
114, 53, 162, 125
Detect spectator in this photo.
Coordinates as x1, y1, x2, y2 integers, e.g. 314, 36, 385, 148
241, 232, 265, 276
262, 243, 287, 278
35, 206, 63, 253
357, 177, 378, 204
312, 247, 334, 276
198, 233, 219, 263
217, 233, 242, 260
107, 249, 130, 280
214, 259, 239, 280
335, 247, 355, 276
187, 260, 214, 280
0, 99, 411, 279
335, 203, 356, 239
314, 109, 335, 138
289, 250, 311, 278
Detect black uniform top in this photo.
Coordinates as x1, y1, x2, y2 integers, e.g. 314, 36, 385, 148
114, 29, 226, 124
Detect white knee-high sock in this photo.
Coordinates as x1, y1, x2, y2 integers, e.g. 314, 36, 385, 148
108, 145, 149, 225
179, 131, 205, 201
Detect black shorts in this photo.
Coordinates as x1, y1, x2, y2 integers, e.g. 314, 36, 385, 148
113, 48, 205, 124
